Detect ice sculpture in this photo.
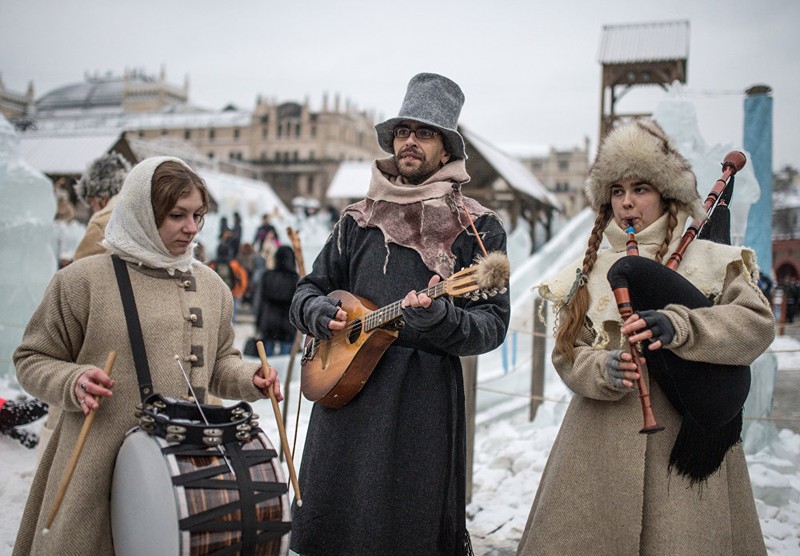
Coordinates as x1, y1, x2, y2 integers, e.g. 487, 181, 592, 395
0, 116, 57, 381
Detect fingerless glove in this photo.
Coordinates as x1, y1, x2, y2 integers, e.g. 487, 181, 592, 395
302, 295, 341, 340
638, 309, 675, 346
605, 349, 627, 389
401, 299, 447, 332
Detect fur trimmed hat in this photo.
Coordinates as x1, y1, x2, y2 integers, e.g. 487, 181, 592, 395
74, 151, 131, 205
375, 72, 467, 160
585, 119, 705, 220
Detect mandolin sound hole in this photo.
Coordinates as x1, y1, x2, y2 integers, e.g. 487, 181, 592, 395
347, 319, 363, 343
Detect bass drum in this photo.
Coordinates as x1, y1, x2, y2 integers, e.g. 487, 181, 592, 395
111, 428, 291, 556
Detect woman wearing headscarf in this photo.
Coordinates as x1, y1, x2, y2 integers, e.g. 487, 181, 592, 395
13, 156, 282, 554
517, 120, 774, 555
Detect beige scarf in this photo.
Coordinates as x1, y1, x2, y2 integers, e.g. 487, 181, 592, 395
538, 210, 758, 349
343, 157, 495, 277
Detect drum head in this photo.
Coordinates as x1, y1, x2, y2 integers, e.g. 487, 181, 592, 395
111, 430, 181, 556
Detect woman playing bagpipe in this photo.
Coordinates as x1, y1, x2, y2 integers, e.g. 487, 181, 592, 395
516, 120, 774, 555
12, 157, 282, 554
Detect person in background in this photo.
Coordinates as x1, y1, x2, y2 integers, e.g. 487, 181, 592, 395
254, 213, 277, 253
288, 73, 509, 555
229, 211, 243, 257
73, 151, 131, 259
757, 271, 773, 305
236, 242, 258, 306
257, 245, 299, 356
516, 120, 774, 555
13, 156, 282, 555
785, 278, 798, 323
210, 242, 248, 322
259, 227, 280, 270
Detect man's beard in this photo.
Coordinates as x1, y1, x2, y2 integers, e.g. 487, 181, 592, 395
395, 149, 439, 184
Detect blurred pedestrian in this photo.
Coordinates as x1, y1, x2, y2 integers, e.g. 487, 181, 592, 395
257, 245, 299, 355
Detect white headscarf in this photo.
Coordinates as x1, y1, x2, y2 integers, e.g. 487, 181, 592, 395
103, 156, 200, 274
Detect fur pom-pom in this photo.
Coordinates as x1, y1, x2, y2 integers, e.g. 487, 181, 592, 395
474, 251, 509, 290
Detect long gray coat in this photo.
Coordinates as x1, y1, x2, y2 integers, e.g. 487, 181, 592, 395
289, 214, 510, 555
517, 251, 774, 555
13, 255, 264, 555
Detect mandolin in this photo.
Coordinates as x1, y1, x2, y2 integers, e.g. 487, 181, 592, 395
300, 252, 509, 409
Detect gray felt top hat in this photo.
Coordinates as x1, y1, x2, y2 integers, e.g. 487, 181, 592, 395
375, 72, 467, 160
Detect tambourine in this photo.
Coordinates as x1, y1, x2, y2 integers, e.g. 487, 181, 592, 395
134, 393, 260, 446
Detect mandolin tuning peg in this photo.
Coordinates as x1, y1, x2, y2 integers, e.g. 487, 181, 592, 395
481, 292, 488, 300
499, 287, 507, 294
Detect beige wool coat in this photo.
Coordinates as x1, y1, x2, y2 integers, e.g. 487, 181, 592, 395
13, 254, 263, 555
517, 218, 774, 555
73, 195, 117, 260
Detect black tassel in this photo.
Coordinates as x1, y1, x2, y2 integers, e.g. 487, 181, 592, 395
668, 410, 743, 484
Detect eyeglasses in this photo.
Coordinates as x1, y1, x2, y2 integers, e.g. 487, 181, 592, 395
392, 126, 440, 140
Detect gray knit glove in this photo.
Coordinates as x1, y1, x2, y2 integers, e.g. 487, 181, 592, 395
401, 299, 447, 332
638, 310, 675, 347
605, 349, 627, 389
302, 295, 341, 340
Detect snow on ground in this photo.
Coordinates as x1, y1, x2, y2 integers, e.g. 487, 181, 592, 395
2, 334, 799, 554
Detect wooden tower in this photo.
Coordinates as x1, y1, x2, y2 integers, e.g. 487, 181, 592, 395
598, 20, 690, 140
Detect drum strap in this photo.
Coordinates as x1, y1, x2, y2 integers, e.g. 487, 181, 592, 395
112, 254, 154, 401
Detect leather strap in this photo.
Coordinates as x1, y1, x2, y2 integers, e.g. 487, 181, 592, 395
111, 255, 154, 401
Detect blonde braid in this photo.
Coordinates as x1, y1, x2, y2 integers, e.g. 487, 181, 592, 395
655, 200, 679, 263
555, 206, 612, 362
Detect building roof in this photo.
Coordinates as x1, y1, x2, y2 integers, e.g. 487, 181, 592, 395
326, 160, 372, 200
37, 75, 135, 112
461, 126, 561, 210
598, 20, 690, 64
18, 131, 125, 175
23, 104, 250, 133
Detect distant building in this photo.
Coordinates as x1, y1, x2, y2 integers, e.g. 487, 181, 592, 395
516, 138, 591, 217
10, 68, 383, 207
0, 75, 34, 120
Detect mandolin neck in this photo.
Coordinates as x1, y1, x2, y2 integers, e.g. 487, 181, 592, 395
363, 281, 449, 332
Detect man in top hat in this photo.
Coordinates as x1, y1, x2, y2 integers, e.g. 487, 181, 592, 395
288, 73, 510, 555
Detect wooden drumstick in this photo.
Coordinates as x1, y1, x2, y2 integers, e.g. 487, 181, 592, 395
43, 351, 117, 533
256, 341, 302, 507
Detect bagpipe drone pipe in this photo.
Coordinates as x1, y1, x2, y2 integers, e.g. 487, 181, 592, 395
607, 151, 750, 483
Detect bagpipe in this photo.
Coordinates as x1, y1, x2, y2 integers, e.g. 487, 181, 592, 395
607, 151, 749, 482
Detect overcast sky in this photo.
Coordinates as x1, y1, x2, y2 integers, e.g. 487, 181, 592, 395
1, 0, 797, 169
